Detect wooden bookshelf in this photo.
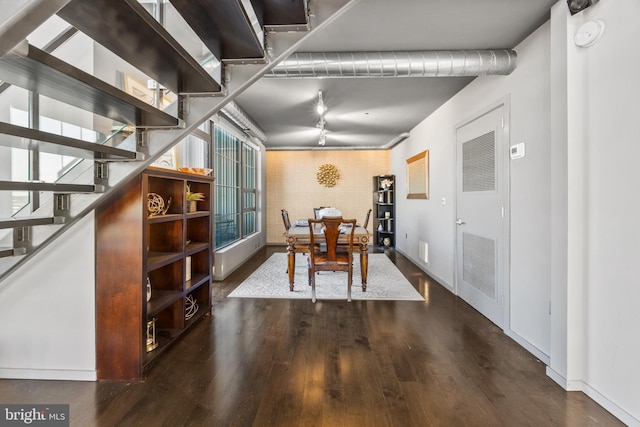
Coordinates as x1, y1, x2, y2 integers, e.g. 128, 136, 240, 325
96, 167, 213, 381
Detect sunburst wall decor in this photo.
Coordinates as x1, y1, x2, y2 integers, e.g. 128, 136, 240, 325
316, 163, 340, 187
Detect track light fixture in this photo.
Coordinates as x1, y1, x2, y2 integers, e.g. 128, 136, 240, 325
317, 117, 327, 145
319, 129, 326, 146
316, 90, 326, 115
315, 91, 328, 145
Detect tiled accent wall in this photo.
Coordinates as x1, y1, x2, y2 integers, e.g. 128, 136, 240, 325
266, 150, 390, 244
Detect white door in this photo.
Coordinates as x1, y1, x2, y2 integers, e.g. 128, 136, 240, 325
455, 105, 508, 328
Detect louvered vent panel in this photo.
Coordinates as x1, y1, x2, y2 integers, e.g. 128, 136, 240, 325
462, 232, 496, 299
463, 131, 495, 192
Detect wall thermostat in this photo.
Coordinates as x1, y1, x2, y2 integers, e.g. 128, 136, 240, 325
510, 142, 525, 159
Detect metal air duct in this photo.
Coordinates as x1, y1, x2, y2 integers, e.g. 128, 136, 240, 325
220, 100, 267, 142
266, 50, 517, 78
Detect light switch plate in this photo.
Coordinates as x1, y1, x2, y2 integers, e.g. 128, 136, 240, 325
510, 142, 525, 159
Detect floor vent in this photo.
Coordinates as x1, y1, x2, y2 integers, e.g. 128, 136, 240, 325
419, 240, 428, 263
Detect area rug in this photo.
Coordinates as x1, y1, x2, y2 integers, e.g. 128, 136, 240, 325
228, 253, 424, 301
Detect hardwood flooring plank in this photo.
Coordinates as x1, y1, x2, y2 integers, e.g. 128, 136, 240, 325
0, 246, 625, 427
251, 362, 290, 427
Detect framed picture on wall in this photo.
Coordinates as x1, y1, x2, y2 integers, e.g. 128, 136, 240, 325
124, 74, 154, 105
406, 150, 429, 199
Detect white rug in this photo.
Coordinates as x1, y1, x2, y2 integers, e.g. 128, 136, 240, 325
228, 252, 425, 301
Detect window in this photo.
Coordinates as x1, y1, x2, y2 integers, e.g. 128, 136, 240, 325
213, 124, 257, 249
175, 132, 211, 170
242, 142, 257, 235
8, 106, 99, 214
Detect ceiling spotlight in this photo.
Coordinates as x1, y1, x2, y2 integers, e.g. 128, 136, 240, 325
316, 90, 326, 115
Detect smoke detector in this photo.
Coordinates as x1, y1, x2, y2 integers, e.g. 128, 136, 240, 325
574, 20, 605, 48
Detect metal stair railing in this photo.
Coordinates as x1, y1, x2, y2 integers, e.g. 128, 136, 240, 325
0, 0, 359, 282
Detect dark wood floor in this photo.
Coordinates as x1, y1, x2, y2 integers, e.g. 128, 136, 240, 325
0, 246, 623, 426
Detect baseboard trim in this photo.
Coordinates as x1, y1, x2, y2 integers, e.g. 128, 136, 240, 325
504, 328, 550, 365
0, 368, 97, 381
395, 248, 454, 293
546, 366, 571, 389
545, 367, 638, 426
582, 382, 640, 426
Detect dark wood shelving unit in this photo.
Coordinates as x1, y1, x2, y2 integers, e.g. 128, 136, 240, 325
96, 166, 213, 381
373, 175, 396, 248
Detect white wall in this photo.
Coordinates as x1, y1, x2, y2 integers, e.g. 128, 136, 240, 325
0, 22, 100, 381
547, 0, 640, 424
0, 214, 96, 380
393, 0, 640, 424
392, 22, 552, 359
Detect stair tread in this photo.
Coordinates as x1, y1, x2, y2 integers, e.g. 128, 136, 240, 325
0, 247, 25, 258
0, 217, 63, 229
0, 181, 101, 193
170, 0, 264, 60
263, 0, 308, 28
0, 122, 139, 160
0, 44, 178, 127
57, 0, 221, 94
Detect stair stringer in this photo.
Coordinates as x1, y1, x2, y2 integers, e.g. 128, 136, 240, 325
0, 0, 72, 58
0, 0, 359, 282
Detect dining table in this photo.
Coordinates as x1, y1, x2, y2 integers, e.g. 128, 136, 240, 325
284, 221, 372, 292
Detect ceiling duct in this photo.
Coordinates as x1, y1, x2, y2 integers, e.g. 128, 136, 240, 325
266, 50, 517, 78
220, 101, 267, 142
383, 132, 410, 149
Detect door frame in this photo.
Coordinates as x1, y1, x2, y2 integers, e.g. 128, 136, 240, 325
454, 96, 511, 330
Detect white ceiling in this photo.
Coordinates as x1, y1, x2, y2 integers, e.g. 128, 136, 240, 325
235, 0, 557, 150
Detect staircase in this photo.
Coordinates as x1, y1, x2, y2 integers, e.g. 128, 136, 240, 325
0, 0, 356, 283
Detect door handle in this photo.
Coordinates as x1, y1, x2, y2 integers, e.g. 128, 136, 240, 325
456, 218, 466, 225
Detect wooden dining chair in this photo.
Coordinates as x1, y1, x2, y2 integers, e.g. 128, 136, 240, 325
282, 209, 315, 261
363, 208, 372, 230
337, 208, 371, 255
307, 216, 357, 303
281, 209, 292, 231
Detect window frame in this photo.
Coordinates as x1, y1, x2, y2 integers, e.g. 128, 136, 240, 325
212, 121, 258, 249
